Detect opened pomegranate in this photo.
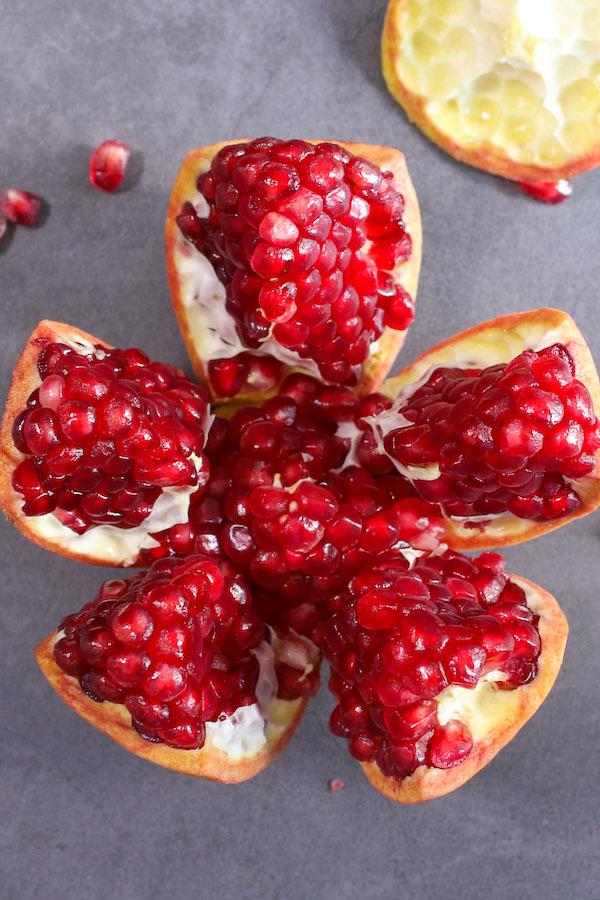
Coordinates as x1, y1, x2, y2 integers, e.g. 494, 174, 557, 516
0, 321, 211, 565
319, 548, 568, 802
369, 309, 600, 548
166, 139, 422, 400
36, 554, 320, 781
142, 372, 445, 640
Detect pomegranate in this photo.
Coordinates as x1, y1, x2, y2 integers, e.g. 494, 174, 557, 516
0, 321, 211, 565
1, 188, 41, 226
320, 548, 568, 802
89, 141, 131, 192
35, 555, 320, 781
368, 309, 600, 549
165, 139, 422, 401
519, 181, 572, 204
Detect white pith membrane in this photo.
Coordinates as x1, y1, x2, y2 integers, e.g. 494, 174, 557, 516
367, 320, 583, 542
14, 333, 214, 566
50, 626, 318, 761
171, 156, 407, 388
390, 0, 600, 169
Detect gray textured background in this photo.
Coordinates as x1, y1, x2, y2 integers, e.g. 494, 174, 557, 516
2, 2, 600, 898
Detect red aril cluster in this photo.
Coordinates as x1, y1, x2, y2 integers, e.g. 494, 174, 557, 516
320, 550, 541, 781
53, 556, 268, 749
381, 343, 600, 520
143, 374, 444, 639
177, 138, 414, 388
11, 340, 210, 532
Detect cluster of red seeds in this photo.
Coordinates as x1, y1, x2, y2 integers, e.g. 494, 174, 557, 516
320, 550, 541, 780
382, 344, 600, 520
176, 138, 414, 389
12, 340, 210, 531
143, 375, 444, 641
54, 556, 267, 749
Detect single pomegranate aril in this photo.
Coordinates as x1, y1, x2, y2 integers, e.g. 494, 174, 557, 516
0, 215, 7, 242
1, 189, 42, 225
89, 141, 131, 192
519, 180, 572, 204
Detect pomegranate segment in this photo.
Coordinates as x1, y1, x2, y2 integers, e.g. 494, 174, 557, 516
1, 189, 41, 226
175, 138, 415, 392
51, 555, 317, 753
373, 343, 600, 523
321, 550, 542, 782
89, 141, 131, 192
6, 329, 211, 547
519, 181, 572, 204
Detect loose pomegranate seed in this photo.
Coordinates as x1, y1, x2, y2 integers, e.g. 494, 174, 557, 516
519, 180, 572, 204
320, 549, 541, 782
1, 189, 42, 225
12, 339, 210, 535
329, 778, 344, 791
89, 141, 131, 192
0, 215, 6, 242
374, 343, 599, 522
177, 138, 414, 389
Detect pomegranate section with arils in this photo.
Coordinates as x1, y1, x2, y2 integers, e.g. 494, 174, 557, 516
1, 188, 42, 226
319, 548, 568, 801
37, 554, 321, 780
0, 321, 211, 565
142, 373, 445, 640
519, 180, 572, 204
374, 309, 600, 549
89, 141, 131, 192
166, 139, 422, 401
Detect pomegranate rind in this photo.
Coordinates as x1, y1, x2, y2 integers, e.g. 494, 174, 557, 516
379, 308, 600, 549
34, 630, 311, 783
0, 320, 134, 566
165, 139, 422, 402
359, 574, 568, 803
381, 0, 600, 183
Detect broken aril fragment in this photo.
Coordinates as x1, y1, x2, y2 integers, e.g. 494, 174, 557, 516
319, 548, 568, 803
365, 309, 600, 549
0, 321, 211, 566
35, 554, 321, 781
165, 138, 422, 401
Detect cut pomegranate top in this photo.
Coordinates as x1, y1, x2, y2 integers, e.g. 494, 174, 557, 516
175, 138, 415, 391
322, 549, 542, 782
10, 338, 210, 538
372, 343, 600, 522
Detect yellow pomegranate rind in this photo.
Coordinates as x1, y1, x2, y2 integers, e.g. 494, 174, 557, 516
379, 308, 600, 550
360, 574, 568, 802
382, 0, 600, 181
165, 139, 422, 403
0, 321, 136, 567
35, 630, 311, 783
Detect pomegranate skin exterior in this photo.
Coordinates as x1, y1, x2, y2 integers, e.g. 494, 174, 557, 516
357, 575, 568, 803
165, 139, 422, 402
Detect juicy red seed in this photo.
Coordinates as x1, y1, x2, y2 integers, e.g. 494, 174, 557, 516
1, 189, 42, 225
12, 340, 208, 535
186, 138, 414, 384
89, 141, 131, 192
519, 180, 571, 204
428, 722, 473, 768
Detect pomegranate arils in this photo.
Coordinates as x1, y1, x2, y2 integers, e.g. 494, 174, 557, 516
178, 139, 414, 391
322, 549, 541, 781
53, 556, 281, 750
1, 189, 42, 226
519, 180, 572, 204
89, 141, 131, 192
12, 340, 210, 535
378, 343, 599, 522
